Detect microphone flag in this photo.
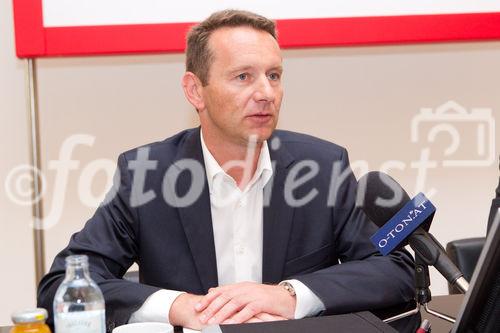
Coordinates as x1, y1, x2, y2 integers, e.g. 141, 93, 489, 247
370, 192, 436, 255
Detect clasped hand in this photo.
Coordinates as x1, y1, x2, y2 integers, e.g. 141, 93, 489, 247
169, 282, 296, 329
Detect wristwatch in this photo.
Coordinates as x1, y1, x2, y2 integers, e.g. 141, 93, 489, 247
280, 281, 296, 297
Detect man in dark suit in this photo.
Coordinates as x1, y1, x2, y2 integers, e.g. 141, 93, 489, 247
38, 10, 416, 331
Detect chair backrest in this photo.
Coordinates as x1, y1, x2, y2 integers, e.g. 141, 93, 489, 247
445, 238, 485, 294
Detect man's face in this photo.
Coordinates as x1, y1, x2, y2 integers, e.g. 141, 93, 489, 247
198, 26, 283, 146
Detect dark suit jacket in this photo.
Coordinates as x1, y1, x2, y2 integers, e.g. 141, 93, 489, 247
38, 128, 416, 331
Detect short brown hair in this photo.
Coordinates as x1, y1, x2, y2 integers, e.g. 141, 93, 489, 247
185, 10, 277, 86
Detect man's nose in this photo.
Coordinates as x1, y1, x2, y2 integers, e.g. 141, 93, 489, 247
253, 76, 275, 102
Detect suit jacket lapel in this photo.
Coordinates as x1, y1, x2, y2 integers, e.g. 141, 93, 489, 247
262, 136, 295, 283
174, 128, 219, 292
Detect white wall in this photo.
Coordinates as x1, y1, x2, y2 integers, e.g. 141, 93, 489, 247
2, 0, 500, 325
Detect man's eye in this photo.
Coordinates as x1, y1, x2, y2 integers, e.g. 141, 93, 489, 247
237, 73, 248, 80
268, 73, 280, 81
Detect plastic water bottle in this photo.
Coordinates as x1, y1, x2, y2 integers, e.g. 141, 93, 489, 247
53, 255, 105, 333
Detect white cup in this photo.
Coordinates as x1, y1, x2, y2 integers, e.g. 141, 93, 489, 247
112, 322, 174, 333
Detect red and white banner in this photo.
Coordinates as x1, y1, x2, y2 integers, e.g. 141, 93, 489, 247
12, 0, 500, 58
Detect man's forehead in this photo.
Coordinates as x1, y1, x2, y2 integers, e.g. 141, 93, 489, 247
208, 26, 282, 68
210, 25, 275, 39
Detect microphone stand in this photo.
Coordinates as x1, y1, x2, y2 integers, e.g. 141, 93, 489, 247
383, 255, 456, 324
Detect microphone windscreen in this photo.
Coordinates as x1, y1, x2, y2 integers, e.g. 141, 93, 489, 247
359, 171, 411, 227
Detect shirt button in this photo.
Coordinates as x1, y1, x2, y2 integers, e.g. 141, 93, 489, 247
236, 245, 245, 255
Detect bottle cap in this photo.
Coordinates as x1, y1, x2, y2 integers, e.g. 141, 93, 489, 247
65, 254, 89, 265
11, 308, 48, 324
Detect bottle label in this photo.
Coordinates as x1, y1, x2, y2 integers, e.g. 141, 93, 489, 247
55, 309, 105, 333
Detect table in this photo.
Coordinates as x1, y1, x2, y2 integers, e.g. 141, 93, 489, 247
0, 294, 465, 333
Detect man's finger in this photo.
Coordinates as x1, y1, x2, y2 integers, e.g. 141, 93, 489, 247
206, 299, 244, 325
195, 289, 221, 312
255, 313, 287, 321
242, 317, 263, 324
197, 283, 241, 312
199, 294, 231, 323
224, 304, 260, 324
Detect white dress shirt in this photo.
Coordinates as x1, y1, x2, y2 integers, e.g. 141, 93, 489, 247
129, 131, 325, 324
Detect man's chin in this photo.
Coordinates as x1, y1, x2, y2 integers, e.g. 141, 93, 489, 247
246, 129, 274, 144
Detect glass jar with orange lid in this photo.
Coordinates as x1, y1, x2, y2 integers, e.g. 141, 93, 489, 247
10, 308, 51, 333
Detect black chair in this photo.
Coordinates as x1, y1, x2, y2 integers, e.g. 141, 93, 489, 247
445, 237, 485, 294
446, 168, 499, 294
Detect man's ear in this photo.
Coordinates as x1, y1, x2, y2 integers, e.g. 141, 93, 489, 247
182, 72, 205, 111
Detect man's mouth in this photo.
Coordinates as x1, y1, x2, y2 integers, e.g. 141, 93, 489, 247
247, 112, 272, 117
246, 113, 273, 123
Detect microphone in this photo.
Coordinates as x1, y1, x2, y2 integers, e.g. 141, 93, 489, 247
359, 171, 469, 294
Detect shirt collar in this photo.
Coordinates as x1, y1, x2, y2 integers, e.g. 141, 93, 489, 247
200, 129, 273, 194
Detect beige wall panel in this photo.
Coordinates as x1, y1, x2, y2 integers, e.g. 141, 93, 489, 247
36, 54, 199, 271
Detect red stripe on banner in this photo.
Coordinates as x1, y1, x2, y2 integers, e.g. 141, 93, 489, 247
44, 23, 194, 56
12, 0, 45, 57
11, 8, 500, 58
277, 12, 500, 47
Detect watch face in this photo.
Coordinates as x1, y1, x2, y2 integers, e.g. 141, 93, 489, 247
283, 282, 296, 296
